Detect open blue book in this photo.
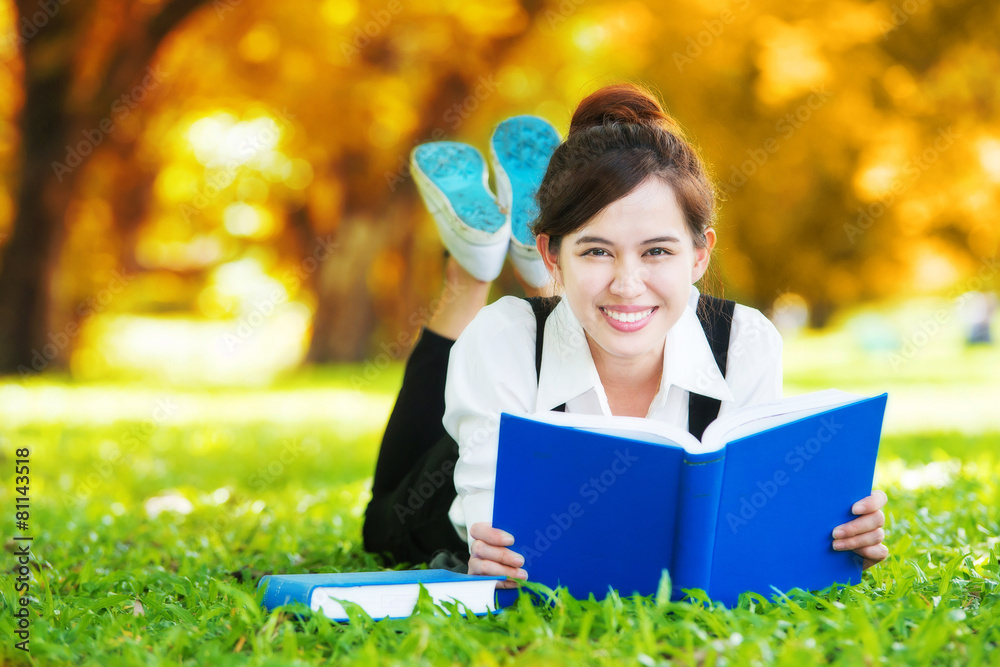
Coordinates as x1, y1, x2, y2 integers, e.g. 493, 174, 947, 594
492, 390, 888, 608
258, 570, 505, 621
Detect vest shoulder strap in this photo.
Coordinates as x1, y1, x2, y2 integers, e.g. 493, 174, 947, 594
526, 296, 565, 412
688, 294, 736, 440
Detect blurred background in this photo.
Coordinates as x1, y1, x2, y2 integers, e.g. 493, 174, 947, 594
0, 0, 996, 387
0, 6, 998, 645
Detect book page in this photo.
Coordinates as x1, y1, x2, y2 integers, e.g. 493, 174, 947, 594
311, 580, 499, 620
504, 390, 867, 455
514, 410, 705, 453
702, 390, 863, 450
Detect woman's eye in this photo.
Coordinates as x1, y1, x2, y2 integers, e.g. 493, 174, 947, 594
646, 248, 674, 256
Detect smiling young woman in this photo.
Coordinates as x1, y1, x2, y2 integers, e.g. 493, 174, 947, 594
537, 178, 714, 417
363, 83, 890, 589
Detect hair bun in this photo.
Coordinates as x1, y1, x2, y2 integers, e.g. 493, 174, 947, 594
568, 83, 677, 137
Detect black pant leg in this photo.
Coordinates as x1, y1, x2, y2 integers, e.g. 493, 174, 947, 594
370, 328, 453, 497
363, 328, 466, 566
363, 433, 467, 567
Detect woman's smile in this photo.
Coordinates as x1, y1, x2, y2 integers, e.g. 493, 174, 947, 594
599, 305, 659, 331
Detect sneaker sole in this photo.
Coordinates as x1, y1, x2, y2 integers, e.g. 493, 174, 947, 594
490, 116, 561, 287
411, 142, 510, 281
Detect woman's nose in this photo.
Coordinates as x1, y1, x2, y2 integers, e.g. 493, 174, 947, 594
609, 259, 646, 297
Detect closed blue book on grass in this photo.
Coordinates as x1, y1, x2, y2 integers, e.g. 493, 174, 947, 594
492, 390, 888, 608
258, 570, 506, 621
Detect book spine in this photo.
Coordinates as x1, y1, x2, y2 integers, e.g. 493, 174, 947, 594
260, 577, 311, 611
670, 451, 725, 600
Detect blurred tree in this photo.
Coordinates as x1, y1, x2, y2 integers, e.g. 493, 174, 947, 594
622, 0, 1000, 324
106, 0, 550, 362
1, 0, 997, 379
0, 0, 209, 373
0, 0, 552, 372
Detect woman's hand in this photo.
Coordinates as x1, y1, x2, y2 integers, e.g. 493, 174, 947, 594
832, 489, 889, 570
467, 522, 528, 589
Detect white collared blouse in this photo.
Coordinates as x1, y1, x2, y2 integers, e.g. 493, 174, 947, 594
442, 285, 784, 550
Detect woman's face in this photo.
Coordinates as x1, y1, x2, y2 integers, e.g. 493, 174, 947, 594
539, 177, 714, 370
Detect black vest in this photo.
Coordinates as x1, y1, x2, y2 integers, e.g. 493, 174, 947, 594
526, 294, 735, 440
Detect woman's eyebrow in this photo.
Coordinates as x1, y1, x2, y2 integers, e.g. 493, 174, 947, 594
575, 235, 612, 245
574, 235, 681, 245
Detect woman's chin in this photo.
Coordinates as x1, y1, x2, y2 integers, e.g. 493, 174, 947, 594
588, 328, 669, 361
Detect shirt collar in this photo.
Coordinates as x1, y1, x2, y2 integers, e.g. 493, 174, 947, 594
534, 286, 734, 413
535, 298, 600, 412
659, 286, 735, 404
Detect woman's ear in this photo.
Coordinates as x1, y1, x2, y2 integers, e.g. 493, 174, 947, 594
691, 228, 716, 283
536, 233, 562, 286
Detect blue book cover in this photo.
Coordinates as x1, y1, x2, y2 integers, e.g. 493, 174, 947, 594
706, 394, 887, 603
492, 392, 887, 608
258, 570, 506, 621
492, 414, 687, 610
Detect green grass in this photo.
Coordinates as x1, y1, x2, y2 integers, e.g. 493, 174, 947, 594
1, 324, 999, 665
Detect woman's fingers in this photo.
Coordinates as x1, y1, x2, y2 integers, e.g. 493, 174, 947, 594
469, 557, 528, 586
850, 489, 888, 515
468, 553, 528, 589
829, 490, 890, 568
467, 522, 526, 589
469, 521, 515, 547
833, 489, 888, 539
471, 539, 525, 570
833, 527, 885, 552
859, 544, 890, 570
833, 509, 885, 540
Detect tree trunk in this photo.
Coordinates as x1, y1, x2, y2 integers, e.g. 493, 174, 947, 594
307, 213, 388, 361
808, 299, 834, 329
0, 0, 208, 375
306, 6, 546, 363
0, 48, 75, 375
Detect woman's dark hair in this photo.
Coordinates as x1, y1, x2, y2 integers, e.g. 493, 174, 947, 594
532, 83, 715, 256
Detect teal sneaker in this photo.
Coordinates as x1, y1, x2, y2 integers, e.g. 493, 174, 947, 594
410, 142, 510, 282
490, 116, 561, 288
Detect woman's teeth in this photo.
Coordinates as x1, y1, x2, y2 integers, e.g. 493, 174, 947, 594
601, 308, 654, 323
